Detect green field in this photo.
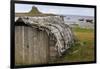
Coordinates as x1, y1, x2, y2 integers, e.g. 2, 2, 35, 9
53, 27, 95, 63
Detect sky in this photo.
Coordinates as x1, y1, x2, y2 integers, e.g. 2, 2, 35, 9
15, 4, 94, 16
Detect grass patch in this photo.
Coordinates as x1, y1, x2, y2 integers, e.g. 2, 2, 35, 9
72, 27, 94, 32
54, 27, 95, 63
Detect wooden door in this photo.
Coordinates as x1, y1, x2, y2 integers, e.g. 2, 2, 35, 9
15, 26, 49, 66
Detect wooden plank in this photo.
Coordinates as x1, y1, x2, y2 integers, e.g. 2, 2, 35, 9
39, 30, 49, 64
15, 26, 24, 65
23, 26, 30, 65
27, 27, 34, 64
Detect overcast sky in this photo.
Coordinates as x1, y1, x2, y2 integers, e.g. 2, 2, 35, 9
15, 4, 94, 16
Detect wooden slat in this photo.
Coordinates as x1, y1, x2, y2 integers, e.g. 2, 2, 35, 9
23, 26, 30, 65
39, 30, 49, 64
28, 27, 34, 64
15, 26, 24, 65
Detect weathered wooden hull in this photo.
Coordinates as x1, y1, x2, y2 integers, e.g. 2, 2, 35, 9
15, 16, 75, 66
